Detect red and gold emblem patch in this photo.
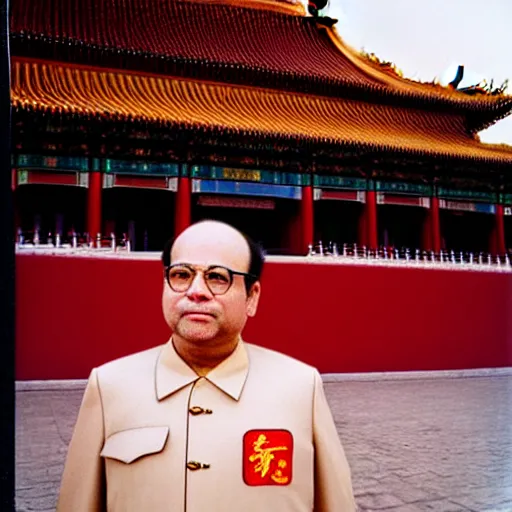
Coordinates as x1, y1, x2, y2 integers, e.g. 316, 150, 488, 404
243, 430, 293, 486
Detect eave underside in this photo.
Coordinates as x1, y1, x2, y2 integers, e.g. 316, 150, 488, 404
11, 59, 512, 173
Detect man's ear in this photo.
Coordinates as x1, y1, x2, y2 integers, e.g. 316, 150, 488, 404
246, 281, 261, 318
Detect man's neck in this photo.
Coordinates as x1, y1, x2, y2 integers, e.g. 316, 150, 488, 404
172, 335, 239, 377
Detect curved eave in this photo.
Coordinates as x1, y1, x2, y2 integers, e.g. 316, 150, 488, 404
326, 26, 512, 123
182, 0, 306, 16
11, 59, 512, 167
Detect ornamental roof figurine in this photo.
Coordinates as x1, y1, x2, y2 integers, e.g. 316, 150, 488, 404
306, 0, 338, 27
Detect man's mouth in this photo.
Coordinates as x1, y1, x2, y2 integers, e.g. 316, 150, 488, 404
182, 311, 215, 319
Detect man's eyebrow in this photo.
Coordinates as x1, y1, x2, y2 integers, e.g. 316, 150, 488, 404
170, 262, 227, 269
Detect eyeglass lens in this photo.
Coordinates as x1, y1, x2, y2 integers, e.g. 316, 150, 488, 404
168, 265, 232, 295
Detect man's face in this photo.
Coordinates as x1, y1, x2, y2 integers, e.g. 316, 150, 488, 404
162, 223, 260, 347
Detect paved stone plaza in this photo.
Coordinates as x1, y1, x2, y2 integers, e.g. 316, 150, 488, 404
16, 375, 512, 511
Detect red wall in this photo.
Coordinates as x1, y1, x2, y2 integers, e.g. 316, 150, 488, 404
15, 254, 512, 380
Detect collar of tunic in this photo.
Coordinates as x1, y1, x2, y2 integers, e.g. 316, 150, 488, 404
155, 338, 249, 402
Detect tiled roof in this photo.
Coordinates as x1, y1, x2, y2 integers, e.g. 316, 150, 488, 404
10, 0, 512, 125
10, 0, 376, 84
11, 59, 512, 165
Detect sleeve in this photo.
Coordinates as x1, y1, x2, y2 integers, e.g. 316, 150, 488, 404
57, 368, 106, 512
312, 370, 357, 512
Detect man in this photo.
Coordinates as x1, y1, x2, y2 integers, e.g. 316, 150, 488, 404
57, 220, 356, 511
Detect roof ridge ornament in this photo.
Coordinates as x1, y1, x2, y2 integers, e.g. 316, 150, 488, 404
360, 51, 404, 78
306, 0, 338, 27
458, 78, 510, 98
446, 65, 510, 97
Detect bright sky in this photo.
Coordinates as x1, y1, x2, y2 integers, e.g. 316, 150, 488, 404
306, 0, 512, 145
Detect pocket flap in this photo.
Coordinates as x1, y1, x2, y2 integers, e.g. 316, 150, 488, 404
100, 426, 169, 464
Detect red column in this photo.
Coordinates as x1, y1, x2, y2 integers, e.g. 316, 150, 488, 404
366, 190, 378, 250
87, 171, 102, 239
493, 204, 506, 256
300, 185, 314, 254
430, 196, 441, 254
175, 176, 192, 237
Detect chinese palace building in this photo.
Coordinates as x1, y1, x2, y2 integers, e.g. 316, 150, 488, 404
9, 0, 512, 255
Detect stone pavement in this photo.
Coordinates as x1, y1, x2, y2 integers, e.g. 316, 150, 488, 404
15, 375, 512, 511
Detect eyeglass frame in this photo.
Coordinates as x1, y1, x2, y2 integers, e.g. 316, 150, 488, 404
164, 263, 258, 296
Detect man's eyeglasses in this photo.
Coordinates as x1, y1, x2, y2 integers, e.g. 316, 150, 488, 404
165, 264, 257, 296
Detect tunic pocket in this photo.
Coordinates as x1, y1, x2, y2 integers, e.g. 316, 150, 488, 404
100, 426, 169, 464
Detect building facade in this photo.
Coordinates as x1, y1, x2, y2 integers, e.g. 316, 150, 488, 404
9, 0, 512, 254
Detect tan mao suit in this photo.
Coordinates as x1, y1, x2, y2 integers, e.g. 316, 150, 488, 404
58, 340, 356, 511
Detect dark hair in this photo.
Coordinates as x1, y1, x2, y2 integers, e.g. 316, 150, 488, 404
161, 223, 266, 293
241, 232, 265, 290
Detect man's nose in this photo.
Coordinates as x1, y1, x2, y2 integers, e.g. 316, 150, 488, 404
186, 272, 212, 299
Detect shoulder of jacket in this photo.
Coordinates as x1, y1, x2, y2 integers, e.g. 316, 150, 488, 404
244, 342, 319, 376
94, 344, 164, 382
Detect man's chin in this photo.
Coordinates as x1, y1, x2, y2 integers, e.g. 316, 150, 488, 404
175, 324, 219, 344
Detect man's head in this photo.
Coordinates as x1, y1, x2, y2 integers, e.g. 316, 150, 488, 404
161, 221, 265, 347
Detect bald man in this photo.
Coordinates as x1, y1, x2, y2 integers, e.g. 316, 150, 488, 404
57, 221, 356, 512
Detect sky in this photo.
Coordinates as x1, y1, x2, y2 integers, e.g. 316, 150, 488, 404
305, 0, 512, 145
